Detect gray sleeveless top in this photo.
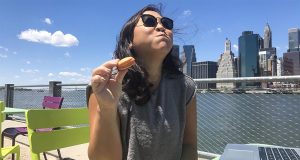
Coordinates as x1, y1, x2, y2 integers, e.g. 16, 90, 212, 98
118, 72, 196, 160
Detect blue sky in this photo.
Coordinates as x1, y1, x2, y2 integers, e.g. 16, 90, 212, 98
0, 0, 299, 86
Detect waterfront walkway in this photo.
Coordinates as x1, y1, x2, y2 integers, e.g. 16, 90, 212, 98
2, 120, 209, 160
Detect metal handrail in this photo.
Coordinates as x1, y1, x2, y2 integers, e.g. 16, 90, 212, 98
194, 75, 300, 83
13, 84, 49, 88
57, 83, 88, 87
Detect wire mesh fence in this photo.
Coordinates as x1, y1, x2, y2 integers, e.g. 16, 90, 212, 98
197, 91, 300, 154
195, 76, 300, 154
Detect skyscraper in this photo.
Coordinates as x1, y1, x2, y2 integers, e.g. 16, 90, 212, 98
259, 23, 277, 77
277, 57, 283, 76
282, 28, 300, 76
264, 23, 272, 48
288, 28, 300, 52
183, 45, 196, 76
216, 38, 237, 89
283, 51, 300, 75
239, 31, 261, 87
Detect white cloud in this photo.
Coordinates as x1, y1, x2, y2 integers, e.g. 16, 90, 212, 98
14, 75, 20, 78
0, 46, 8, 51
48, 73, 54, 77
80, 67, 91, 72
26, 61, 31, 64
233, 44, 238, 52
64, 52, 70, 57
59, 72, 82, 77
44, 18, 52, 25
20, 68, 39, 74
211, 27, 222, 33
183, 10, 192, 16
18, 29, 79, 47
0, 54, 8, 58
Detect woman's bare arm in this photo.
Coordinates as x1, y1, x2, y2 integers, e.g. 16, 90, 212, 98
88, 93, 122, 160
88, 59, 128, 160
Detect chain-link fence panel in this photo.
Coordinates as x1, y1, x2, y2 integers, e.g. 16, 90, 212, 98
60, 86, 87, 109
13, 87, 50, 109
197, 92, 300, 154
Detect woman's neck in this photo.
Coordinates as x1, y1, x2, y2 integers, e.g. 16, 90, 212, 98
142, 58, 163, 91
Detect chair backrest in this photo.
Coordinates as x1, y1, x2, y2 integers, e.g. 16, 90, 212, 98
26, 108, 89, 160
42, 96, 64, 109
0, 101, 4, 123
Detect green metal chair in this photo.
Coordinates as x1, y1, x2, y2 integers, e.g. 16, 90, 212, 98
0, 101, 20, 160
25, 107, 89, 160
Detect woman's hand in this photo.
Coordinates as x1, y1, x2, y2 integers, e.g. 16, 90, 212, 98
91, 59, 128, 110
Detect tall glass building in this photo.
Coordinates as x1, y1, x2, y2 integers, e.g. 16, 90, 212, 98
183, 45, 197, 76
288, 28, 300, 52
239, 31, 261, 87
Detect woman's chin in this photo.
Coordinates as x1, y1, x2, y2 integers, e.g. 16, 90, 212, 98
154, 41, 172, 51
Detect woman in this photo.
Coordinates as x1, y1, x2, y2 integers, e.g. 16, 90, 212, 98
87, 4, 197, 160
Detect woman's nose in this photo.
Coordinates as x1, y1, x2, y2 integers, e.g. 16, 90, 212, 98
155, 22, 165, 31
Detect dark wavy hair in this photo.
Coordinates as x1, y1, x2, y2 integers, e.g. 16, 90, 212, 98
114, 4, 182, 105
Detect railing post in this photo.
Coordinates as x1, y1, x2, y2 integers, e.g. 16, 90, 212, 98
49, 81, 62, 97
4, 84, 14, 108
4, 84, 14, 120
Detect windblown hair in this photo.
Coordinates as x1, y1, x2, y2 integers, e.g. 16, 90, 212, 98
114, 4, 182, 105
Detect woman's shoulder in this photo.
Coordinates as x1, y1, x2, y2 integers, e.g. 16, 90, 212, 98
183, 74, 196, 89
164, 71, 195, 88
181, 74, 196, 105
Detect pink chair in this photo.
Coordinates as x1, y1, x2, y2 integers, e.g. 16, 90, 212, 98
1, 96, 64, 160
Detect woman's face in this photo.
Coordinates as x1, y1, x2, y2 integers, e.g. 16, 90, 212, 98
132, 11, 173, 60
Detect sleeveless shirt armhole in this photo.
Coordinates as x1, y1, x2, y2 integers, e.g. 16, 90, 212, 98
86, 85, 92, 107
185, 75, 196, 106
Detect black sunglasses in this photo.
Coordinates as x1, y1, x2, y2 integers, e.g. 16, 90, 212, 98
140, 14, 173, 30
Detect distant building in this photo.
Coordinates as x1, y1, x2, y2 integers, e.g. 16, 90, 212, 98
277, 57, 283, 76
180, 51, 187, 74
288, 28, 300, 52
259, 48, 277, 76
259, 51, 271, 76
216, 38, 237, 89
282, 28, 300, 76
259, 23, 277, 77
264, 23, 272, 48
192, 61, 218, 89
238, 31, 261, 87
183, 45, 197, 76
283, 51, 300, 75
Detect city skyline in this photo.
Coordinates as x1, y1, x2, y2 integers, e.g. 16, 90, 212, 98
1, 0, 299, 85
